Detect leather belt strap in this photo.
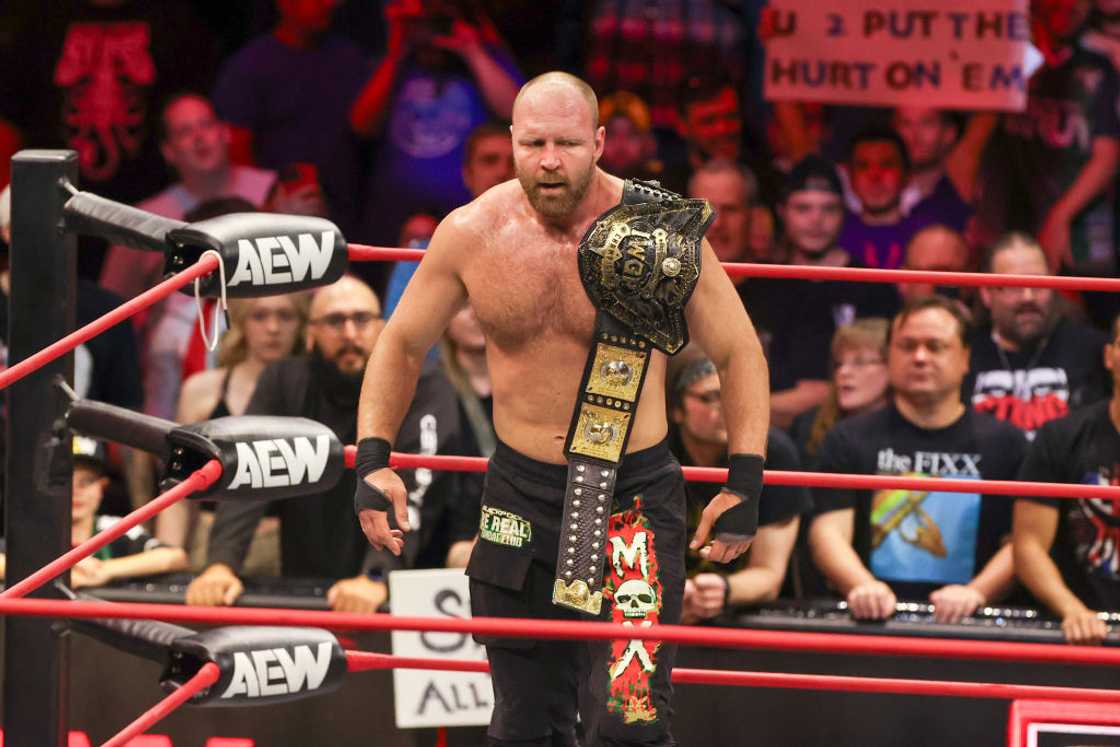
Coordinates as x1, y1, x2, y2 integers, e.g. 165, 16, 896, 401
551, 179, 705, 615
553, 311, 652, 615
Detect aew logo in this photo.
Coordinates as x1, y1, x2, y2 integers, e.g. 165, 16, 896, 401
220, 642, 333, 699
229, 231, 335, 287
227, 435, 331, 490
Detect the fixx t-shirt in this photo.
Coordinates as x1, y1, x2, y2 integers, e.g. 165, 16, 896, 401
813, 404, 1027, 600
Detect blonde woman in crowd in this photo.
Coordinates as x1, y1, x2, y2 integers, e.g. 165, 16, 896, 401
157, 292, 309, 571
793, 318, 891, 468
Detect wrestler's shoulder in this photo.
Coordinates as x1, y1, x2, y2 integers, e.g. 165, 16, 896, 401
445, 180, 525, 231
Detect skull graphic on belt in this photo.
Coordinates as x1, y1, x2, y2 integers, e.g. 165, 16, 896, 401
615, 578, 656, 619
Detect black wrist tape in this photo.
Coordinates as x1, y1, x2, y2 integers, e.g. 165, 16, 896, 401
713, 453, 764, 540
355, 437, 392, 478
354, 437, 393, 514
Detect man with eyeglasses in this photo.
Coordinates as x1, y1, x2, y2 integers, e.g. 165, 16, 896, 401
809, 296, 1027, 623
1012, 311, 1120, 645
966, 233, 1109, 438
187, 276, 475, 613
667, 351, 810, 622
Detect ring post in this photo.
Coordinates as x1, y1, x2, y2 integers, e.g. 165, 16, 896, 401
5, 150, 78, 745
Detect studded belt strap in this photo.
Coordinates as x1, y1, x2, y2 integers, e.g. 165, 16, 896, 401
553, 311, 652, 615
551, 178, 700, 615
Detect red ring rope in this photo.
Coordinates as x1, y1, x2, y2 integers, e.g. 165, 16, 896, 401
3, 599, 1118, 667
341, 449, 1120, 502
0, 244, 1114, 398
100, 662, 219, 747
343, 650, 1120, 703
0, 254, 220, 392
346, 244, 1120, 292
0, 460, 222, 600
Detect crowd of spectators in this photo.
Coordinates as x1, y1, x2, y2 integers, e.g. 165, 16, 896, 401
0, 0, 1118, 644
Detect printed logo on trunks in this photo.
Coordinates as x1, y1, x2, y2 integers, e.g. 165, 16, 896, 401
604, 497, 662, 724
479, 507, 532, 548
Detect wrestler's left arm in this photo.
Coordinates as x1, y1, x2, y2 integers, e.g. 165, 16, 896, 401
685, 237, 770, 563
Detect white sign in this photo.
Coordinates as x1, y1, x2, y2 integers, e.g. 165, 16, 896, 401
389, 568, 494, 729
764, 0, 1043, 111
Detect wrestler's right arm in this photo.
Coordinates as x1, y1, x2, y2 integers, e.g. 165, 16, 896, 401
356, 212, 473, 555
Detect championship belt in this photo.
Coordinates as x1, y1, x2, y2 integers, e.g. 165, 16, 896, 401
552, 180, 713, 615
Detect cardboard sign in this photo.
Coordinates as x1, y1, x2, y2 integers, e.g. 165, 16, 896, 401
389, 568, 494, 729
764, 0, 1042, 111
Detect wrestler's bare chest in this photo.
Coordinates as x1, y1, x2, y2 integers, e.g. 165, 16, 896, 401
462, 220, 597, 352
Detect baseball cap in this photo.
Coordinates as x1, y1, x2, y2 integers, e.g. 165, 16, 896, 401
783, 155, 843, 201
72, 435, 107, 473
599, 91, 652, 133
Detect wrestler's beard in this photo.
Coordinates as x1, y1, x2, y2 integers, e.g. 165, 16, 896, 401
309, 344, 365, 407
519, 167, 593, 220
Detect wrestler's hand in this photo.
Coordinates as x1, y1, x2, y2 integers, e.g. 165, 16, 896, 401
357, 468, 408, 556
1062, 607, 1110, 645
185, 563, 244, 607
847, 580, 896, 620
690, 490, 754, 563
929, 584, 985, 624
327, 575, 387, 614
691, 573, 730, 619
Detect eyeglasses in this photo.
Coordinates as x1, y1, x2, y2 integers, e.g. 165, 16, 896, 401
833, 356, 885, 371
684, 390, 721, 407
309, 311, 381, 332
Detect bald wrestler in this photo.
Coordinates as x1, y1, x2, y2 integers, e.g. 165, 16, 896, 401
355, 72, 769, 746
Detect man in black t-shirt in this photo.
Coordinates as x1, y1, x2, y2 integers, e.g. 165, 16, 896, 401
741, 156, 898, 428
1013, 314, 1120, 645
186, 277, 473, 612
809, 296, 1027, 622
666, 353, 811, 621
967, 235, 1109, 438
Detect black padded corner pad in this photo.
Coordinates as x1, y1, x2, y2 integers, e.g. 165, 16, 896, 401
166, 213, 349, 298
63, 190, 187, 253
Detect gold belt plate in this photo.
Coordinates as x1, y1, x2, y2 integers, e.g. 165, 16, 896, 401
569, 403, 630, 463
552, 578, 603, 615
586, 343, 647, 402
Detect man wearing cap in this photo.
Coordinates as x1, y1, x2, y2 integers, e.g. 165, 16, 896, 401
667, 350, 811, 620
598, 91, 662, 182
0, 437, 187, 588
742, 155, 898, 428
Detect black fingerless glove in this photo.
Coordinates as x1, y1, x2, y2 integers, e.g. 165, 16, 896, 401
354, 437, 392, 515
712, 454, 764, 541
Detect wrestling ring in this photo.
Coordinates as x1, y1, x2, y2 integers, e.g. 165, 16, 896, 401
3, 149, 1119, 746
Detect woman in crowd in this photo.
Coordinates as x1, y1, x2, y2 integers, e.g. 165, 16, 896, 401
156, 292, 309, 571
793, 318, 891, 469
439, 305, 493, 568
